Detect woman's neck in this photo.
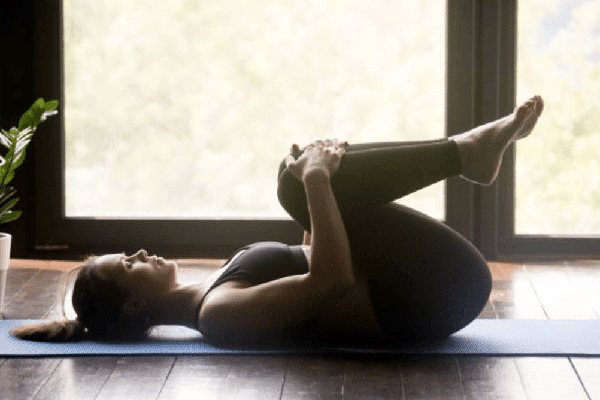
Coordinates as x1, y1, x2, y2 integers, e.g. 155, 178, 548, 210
148, 263, 231, 330
149, 283, 205, 329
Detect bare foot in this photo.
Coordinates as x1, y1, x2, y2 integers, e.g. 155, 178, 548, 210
450, 95, 544, 185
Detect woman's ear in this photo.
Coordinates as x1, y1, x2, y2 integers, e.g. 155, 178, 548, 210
122, 298, 149, 315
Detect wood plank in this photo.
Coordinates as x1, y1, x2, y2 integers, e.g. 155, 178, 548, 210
4, 269, 63, 319
565, 262, 600, 318
399, 357, 465, 400
1, 268, 38, 319
160, 355, 287, 400
94, 356, 175, 400
10, 260, 54, 269
488, 262, 546, 320
490, 279, 546, 320
0, 358, 61, 400
488, 262, 524, 282
158, 355, 232, 400
477, 300, 496, 319
32, 357, 118, 400
3, 268, 38, 301
457, 358, 527, 400
343, 358, 403, 400
177, 267, 217, 286
161, 355, 286, 400
280, 356, 344, 400
174, 259, 224, 268
514, 357, 589, 400
218, 356, 286, 400
571, 358, 600, 400
525, 263, 597, 319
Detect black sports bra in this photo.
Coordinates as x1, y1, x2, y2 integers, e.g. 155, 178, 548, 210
200, 241, 309, 305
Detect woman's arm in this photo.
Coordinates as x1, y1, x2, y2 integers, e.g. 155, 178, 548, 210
302, 168, 355, 289
286, 140, 354, 288
198, 141, 356, 343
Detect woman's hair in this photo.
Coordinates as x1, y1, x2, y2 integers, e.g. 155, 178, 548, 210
10, 257, 153, 342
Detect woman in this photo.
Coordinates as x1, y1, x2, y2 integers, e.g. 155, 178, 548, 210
11, 96, 544, 345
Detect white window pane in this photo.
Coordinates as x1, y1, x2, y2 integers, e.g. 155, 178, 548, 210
516, 0, 600, 235
64, 0, 446, 219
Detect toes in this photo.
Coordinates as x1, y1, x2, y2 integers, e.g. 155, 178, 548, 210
516, 98, 543, 140
515, 96, 539, 121
526, 95, 544, 116
535, 95, 544, 115
514, 103, 530, 122
510, 96, 540, 140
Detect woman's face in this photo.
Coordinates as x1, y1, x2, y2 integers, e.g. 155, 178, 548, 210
93, 249, 178, 296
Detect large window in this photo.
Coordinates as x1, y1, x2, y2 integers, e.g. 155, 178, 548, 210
63, 0, 446, 220
516, 0, 600, 236
37, 0, 600, 259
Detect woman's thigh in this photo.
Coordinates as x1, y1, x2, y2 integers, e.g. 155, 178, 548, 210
345, 202, 492, 341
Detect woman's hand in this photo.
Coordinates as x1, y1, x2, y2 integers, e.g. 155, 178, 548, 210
284, 139, 348, 181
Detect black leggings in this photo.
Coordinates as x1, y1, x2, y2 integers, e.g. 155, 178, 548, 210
277, 139, 492, 342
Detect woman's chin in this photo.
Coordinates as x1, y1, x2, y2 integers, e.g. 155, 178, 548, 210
167, 262, 178, 287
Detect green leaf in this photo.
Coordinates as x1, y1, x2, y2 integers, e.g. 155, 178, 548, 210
45, 100, 59, 111
12, 150, 26, 170
18, 110, 35, 131
0, 198, 19, 215
0, 131, 10, 149
2, 170, 15, 186
30, 99, 46, 127
0, 98, 58, 217
0, 188, 17, 207
32, 98, 45, 110
0, 210, 21, 224
15, 138, 31, 155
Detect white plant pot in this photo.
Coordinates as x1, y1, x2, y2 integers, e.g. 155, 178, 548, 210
0, 233, 11, 319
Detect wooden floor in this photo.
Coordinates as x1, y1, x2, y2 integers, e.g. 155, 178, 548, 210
3, 259, 600, 399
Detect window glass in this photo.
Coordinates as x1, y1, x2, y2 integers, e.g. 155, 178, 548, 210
64, 0, 446, 219
516, 0, 600, 235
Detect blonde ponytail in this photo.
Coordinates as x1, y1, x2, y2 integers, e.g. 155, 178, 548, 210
10, 319, 86, 342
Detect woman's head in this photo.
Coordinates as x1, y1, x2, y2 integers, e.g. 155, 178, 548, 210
74, 249, 178, 338
11, 249, 179, 341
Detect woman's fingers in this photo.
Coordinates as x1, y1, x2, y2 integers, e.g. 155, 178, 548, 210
284, 154, 303, 179
284, 154, 297, 169
301, 138, 348, 151
285, 144, 346, 180
329, 138, 343, 148
330, 147, 345, 174
286, 139, 347, 180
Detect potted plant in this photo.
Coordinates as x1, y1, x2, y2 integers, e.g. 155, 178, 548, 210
0, 98, 58, 317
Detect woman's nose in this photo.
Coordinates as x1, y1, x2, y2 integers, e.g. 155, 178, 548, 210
134, 249, 148, 260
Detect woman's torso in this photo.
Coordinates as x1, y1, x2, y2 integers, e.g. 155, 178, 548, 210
199, 242, 381, 340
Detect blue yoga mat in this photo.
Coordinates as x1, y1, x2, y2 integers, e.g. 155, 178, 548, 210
2, 319, 600, 357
